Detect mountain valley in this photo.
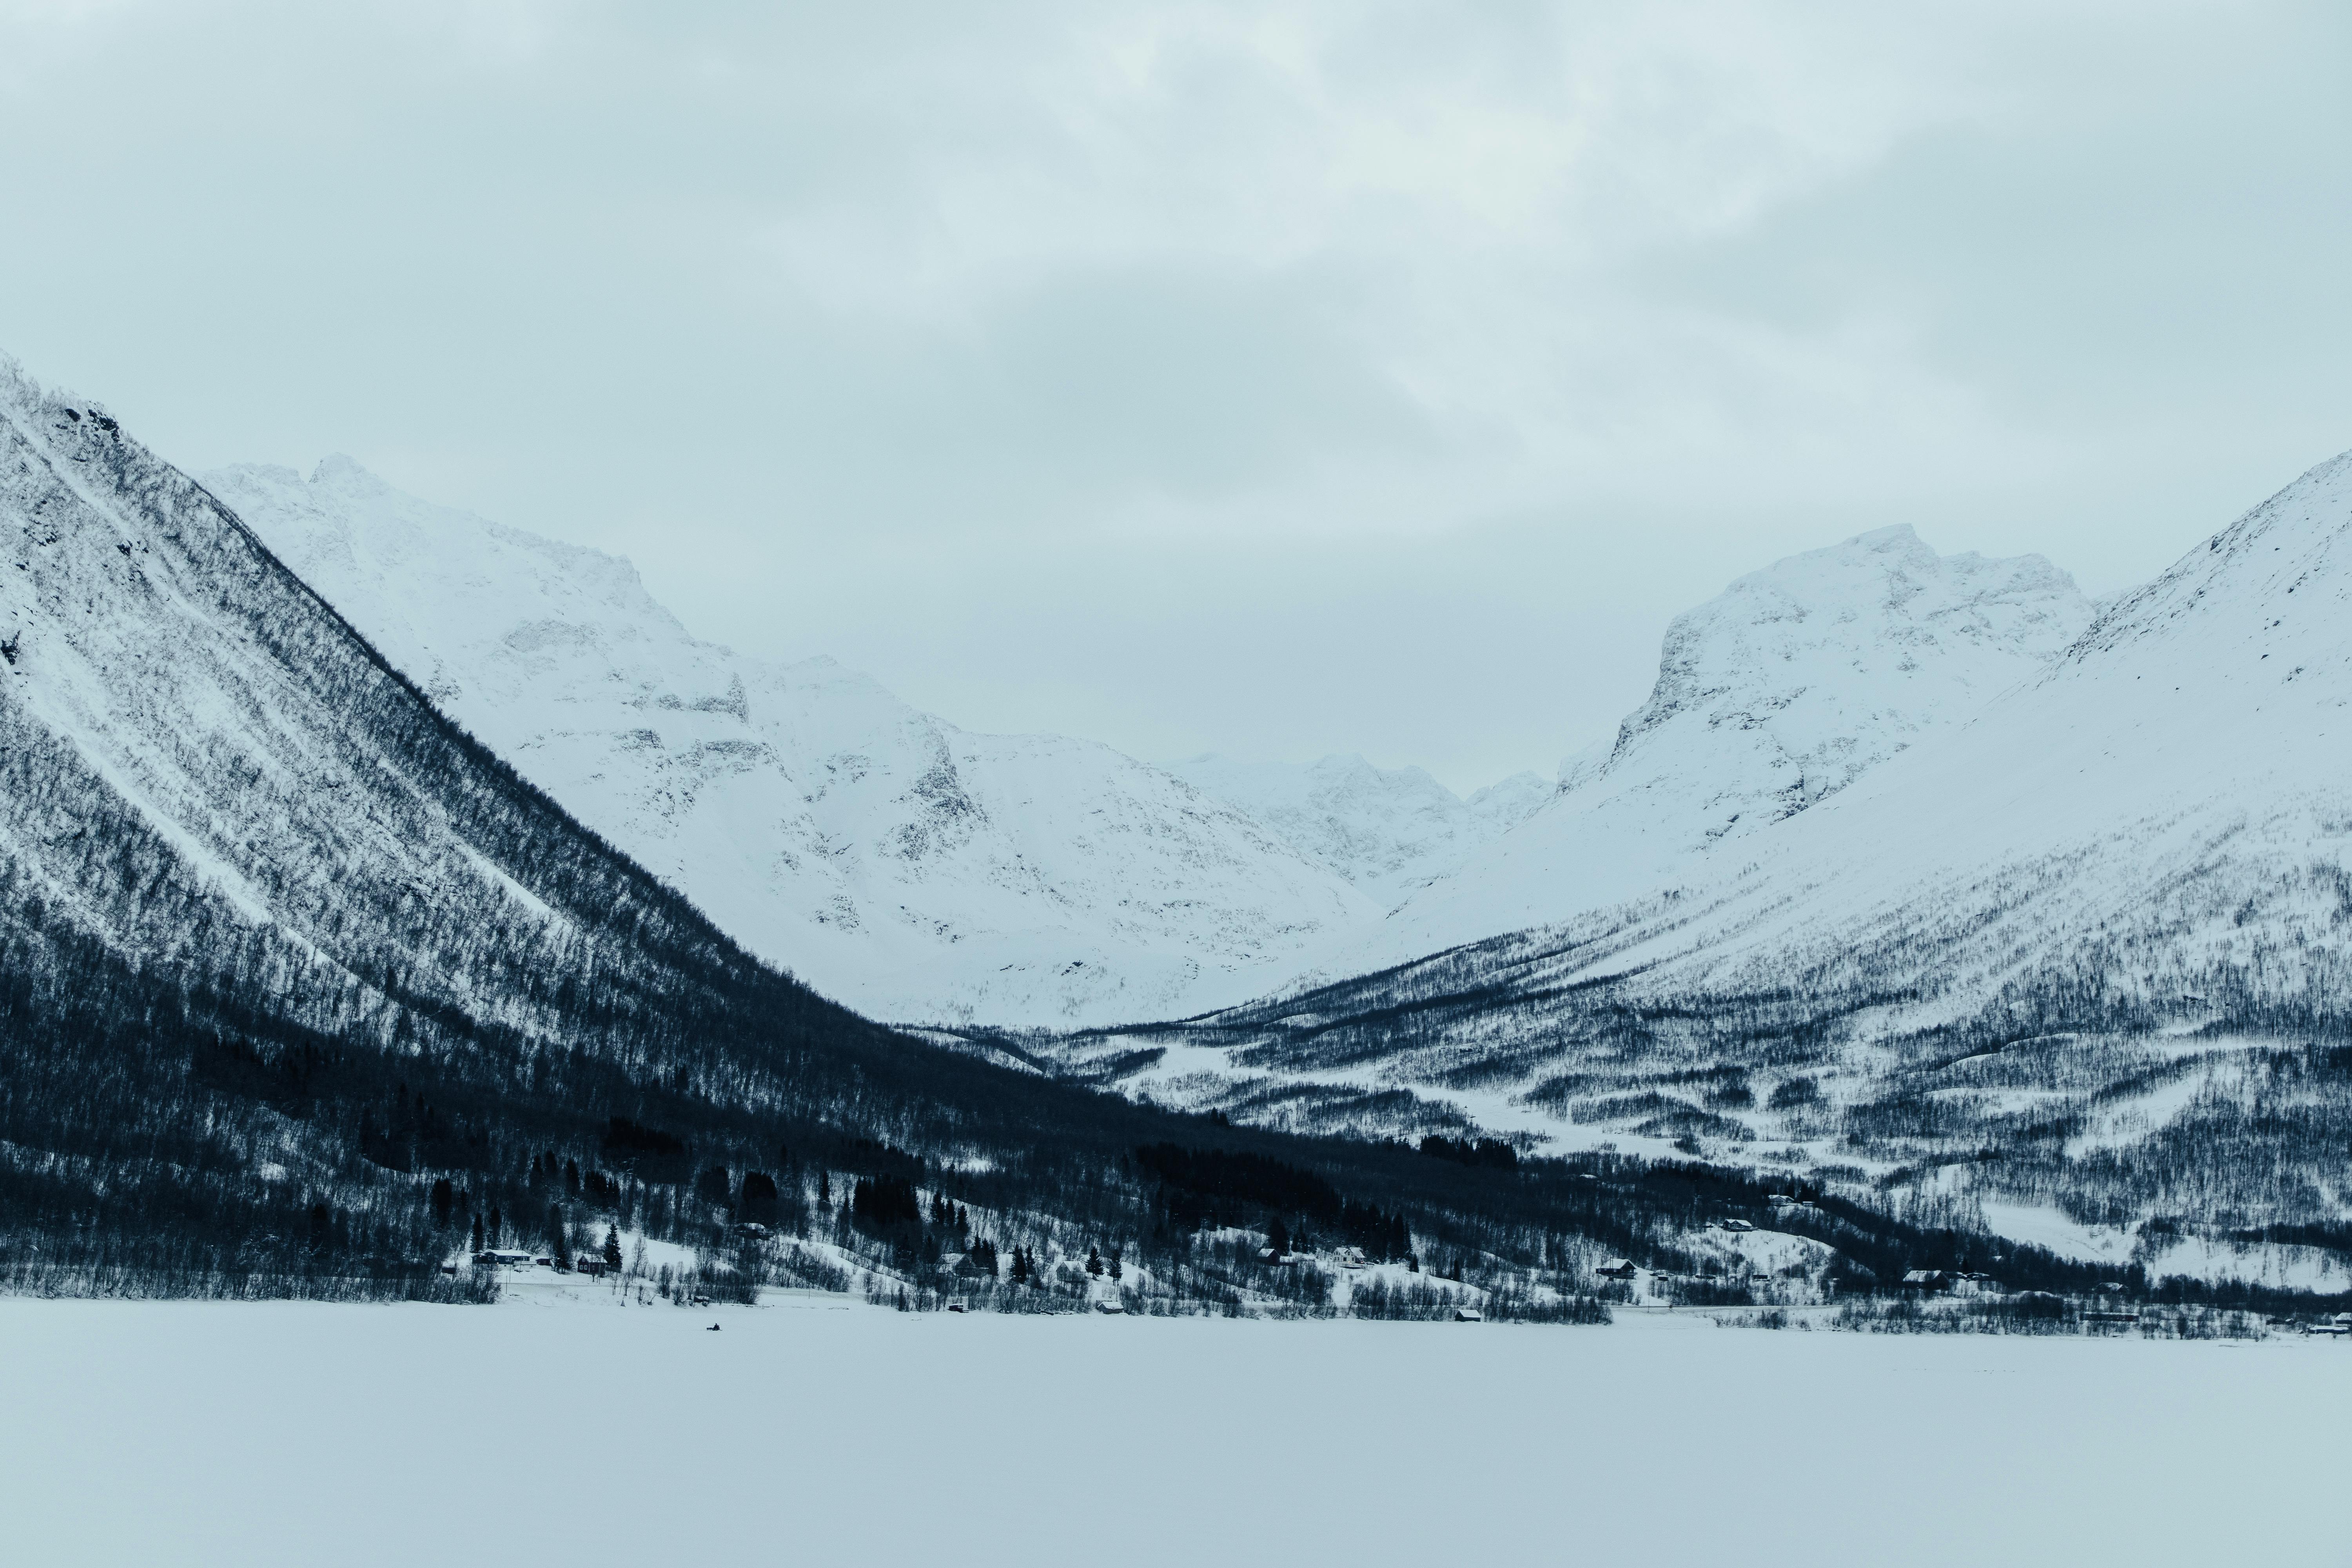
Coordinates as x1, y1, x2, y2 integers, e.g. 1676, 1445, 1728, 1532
209, 459, 1587, 1027
0, 354, 1829, 1316
5, 343, 2350, 1306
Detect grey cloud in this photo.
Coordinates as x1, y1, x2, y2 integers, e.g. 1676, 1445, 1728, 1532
1, 0, 2344, 791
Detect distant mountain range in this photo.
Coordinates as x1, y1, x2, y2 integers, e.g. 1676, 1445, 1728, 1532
207, 460, 2094, 1032
207, 458, 1377, 1027
210, 458, 1571, 1026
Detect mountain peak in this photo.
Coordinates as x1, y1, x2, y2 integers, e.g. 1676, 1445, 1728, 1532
1840, 521, 1929, 552
307, 452, 397, 494
1616, 527, 2091, 763
1321, 523, 2097, 970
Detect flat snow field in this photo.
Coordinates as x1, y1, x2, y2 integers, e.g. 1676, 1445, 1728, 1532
3, 1299, 2345, 1567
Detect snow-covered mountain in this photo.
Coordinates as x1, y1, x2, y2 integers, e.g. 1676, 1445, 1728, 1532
205, 458, 1377, 1027
1025, 455, 2352, 1266
211, 457, 2101, 1031
1164, 753, 1551, 907
17, 341, 2343, 1293
1337, 524, 2096, 970
0, 354, 874, 1079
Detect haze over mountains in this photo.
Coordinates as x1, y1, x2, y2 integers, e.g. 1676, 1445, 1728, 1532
213, 458, 1586, 1026
1165, 753, 1553, 908
209, 457, 2098, 1035
210, 458, 1384, 1027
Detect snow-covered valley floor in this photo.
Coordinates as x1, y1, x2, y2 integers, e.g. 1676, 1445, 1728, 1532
3, 1296, 2345, 1566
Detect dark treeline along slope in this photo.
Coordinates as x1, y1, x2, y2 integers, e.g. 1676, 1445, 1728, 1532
2, 353, 2046, 1316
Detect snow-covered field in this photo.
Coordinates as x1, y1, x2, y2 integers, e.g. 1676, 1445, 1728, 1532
4, 1297, 2344, 1566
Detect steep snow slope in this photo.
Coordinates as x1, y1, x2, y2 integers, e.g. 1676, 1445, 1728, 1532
1529, 451, 2352, 1015
206, 459, 1374, 1026
1622, 449, 2352, 1015
0, 357, 860, 1061
1347, 525, 2095, 966
1165, 753, 1551, 907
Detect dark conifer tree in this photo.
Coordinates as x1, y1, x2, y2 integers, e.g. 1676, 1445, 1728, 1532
740, 1170, 780, 1225
849, 1175, 921, 1231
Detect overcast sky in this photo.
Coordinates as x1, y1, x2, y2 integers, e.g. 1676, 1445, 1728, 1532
4, 1, 2347, 791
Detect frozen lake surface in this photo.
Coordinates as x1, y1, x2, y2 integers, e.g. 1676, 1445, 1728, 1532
2, 1295, 2343, 1566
